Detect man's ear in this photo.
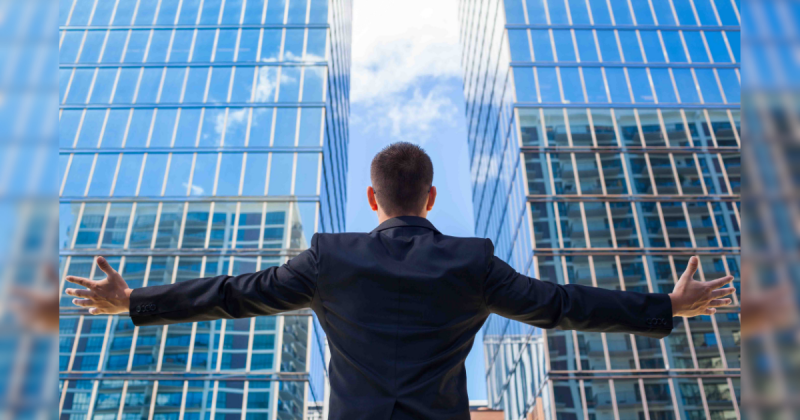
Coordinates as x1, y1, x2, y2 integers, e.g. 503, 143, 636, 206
426, 186, 437, 211
367, 186, 379, 211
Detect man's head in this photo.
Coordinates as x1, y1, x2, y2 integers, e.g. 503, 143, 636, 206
368, 142, 436, 220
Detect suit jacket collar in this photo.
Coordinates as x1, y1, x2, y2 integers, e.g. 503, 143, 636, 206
371, 216, 441, 234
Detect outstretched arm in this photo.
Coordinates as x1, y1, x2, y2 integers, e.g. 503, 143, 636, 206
483, 241, 734, 338
65, 235, 319, 326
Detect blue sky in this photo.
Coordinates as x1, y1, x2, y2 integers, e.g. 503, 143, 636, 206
344, 0, 487, 401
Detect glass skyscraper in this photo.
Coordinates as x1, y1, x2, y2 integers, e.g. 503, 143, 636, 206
57, 0, 350, 418
457, 0, 741, 419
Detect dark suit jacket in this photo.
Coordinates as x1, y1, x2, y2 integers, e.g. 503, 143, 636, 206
130, 216, 673, 420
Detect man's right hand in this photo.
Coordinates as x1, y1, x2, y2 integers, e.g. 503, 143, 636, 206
65, 256, 132, 315
669, 256, 736, 317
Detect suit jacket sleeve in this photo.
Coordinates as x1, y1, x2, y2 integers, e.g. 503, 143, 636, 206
482, 240, 674, 338
129, 234, 319, 326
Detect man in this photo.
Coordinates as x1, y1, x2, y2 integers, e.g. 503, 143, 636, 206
66, 142, 735, 420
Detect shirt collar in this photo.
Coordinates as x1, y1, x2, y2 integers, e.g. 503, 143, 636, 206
370, 216, 441, 234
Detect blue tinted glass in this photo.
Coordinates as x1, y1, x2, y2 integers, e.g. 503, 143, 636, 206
147, 31, 172, 63
216, 154, 243, 196
139, 154, 169, 196
588, 0, 612, 24
526, 0, 548, 24
225, 108, 249, 147
273, 108, 298, 146
76, 110, 106, 148
302, 67, 325, 102
673, 69, 700, 103
560, 68, 584, 103
650, 69, 677, 103
89, 68, 117, 103
662, 31, 688, 62
268, 153, 293, 195
249, 108, 274, 146
215, 29, 238, 62
715, 0, 739, 25
183, 67, 209, 103
174, 109, 202, 147
538, 67, 561, 102
69, 0, 93, 25
199, 108, 225, 146
238, 30, 260, 62
298, 108, 323, 146
265, 0, 286, 23
135, 0, 159, 25
199, 0, 223, 24
253, 67, 279, 102
244, 0, 265, 24
609, 0, 633, 24
221, 0, 244, 24
705, 31, 731, 63
295, 154, 319, 195
548, 0, 569, 24
157, 0, 181, 24
288, 0, 308, 23
230, 67, 255, 102
553, 30, 576, 62
306, 29, 327, 60
575, 30, 598, 62
178, 0, 201, 24
124, 31, 150, 63
193, 30, 216, 62
126, 109, 155, 147
63, 154, 93, 196
583, 68, 607, 102
191, 154, 218, 196
618, 30, 643, 62
91, 0, 116, 25
509, 30, 531, 62
605, 68, 631, 103
513, 68, 537, 102
683, 31, 710, 63
136, 68, 163, 104
569, 0, 591, 24
531, 30, 554, 61
628, 68, 654, 103
652, 0, 676, 24
695, 69, 723, 103
113, 68, 140, 104
169, 30, 194, 62
164, 153, 194, 196
508, 0, 529, 24
113, 0, 137, 25
65, 68, 93, 104
207, 67, 233, 103
101, 30, 127, 63
242, 154, 268, 195
260, 29, 283, 62
640, 31, 666, 62
693, 0, 720, 25
597, 30, 620, 62
726, 31, 740, 62
717, 69, 740, 103
78, 31, 106, 63
278, 67, 302, 102
630, 0, 654, 24
88, 154, 118, 196
672, 0, 698, 25
309, 0, 328, 23
114, 154, 144, 195
100, 109, 131, 148
284, 29, 305, 61
160, 68, 186, 103
150, 109, 178, 147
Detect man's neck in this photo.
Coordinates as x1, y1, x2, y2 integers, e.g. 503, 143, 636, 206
378, 213, 427, 224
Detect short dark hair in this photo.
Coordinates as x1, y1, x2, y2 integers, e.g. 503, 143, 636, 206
370, 142, 434, 215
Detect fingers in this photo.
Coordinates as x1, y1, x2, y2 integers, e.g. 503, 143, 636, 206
711, 287, 736, 299
89, 308, 103, 315
65, 276, 94, 289
682, 256, 699, 280
706, 275, 734, 289
72, 298, 95, 307
65, 288, 97, 298
708, 298, 733, 308
704, 308, 717, 315
95, 256, 117, 277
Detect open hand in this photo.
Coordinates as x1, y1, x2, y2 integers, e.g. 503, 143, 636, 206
669, 256, 736, 317
64, 257, 132, 315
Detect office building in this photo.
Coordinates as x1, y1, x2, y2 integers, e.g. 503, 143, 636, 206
457, 0, 741, 419
58, 0, 350, 418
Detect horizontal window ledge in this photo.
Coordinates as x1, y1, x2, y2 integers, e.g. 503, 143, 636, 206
59, 61, 330, 68
519, 146, 740, 153
505, 24, 740, 32
60, 24, 330, 30
513, 103, 740, 109
526, 194, 740, 202
525, 248, 740, 256
59, 370, 311, 382
60, 308, 313, 317
61, 147, 324, 154
60, 102, 327, 109
509, 62, 740, 69
545, 371, 740, 381
59, 195, 320, 203
60, 248, 307, 257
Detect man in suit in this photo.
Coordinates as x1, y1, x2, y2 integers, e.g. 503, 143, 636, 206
66, 142, 735, 420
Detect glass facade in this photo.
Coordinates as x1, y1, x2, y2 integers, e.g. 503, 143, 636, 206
58, 0, 351, 418
457, 0, 740, 419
